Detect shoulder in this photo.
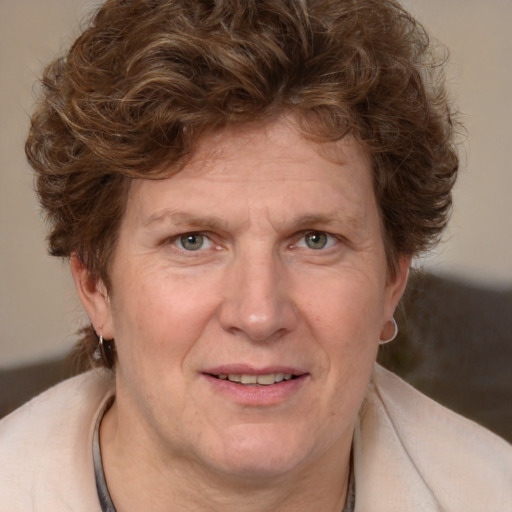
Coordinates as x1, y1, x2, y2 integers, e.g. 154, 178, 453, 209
370, 364, 511, 460
0, 369, 114, 511
353, 364, 512, 512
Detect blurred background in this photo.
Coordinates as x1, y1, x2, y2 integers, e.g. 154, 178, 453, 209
0, 0, 511, 438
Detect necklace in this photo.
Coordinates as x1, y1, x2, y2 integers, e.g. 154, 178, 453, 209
93, 397, 117, 512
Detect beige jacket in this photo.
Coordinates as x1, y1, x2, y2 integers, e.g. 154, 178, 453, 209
1, 365, 511, 511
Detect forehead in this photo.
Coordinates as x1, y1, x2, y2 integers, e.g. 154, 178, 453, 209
179, 120, 369, 180
126, 119, 376, 229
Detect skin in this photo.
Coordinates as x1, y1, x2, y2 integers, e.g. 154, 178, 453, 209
72, 117, 409, 511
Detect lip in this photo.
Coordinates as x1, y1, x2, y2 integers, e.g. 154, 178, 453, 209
202, 365, 310, 406
204, 364, 308, 376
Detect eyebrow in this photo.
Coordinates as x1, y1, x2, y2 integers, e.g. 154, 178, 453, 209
143, 211, 230, 231
288, 212, 365, 233
144, 210, 364, 234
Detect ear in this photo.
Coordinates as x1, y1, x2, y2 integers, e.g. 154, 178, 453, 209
383, 254, 411, 319
70, 253, 115, 339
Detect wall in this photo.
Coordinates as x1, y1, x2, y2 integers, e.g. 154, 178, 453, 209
1, 0, 511, 368
0, 0, 95, 368
403, 0, 512, 285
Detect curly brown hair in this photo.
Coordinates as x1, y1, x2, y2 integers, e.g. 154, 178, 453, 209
26, 0, 458, 368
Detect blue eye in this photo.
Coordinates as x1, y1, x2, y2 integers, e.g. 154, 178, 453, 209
298, 231, 337, 250
175, 233, 212, 251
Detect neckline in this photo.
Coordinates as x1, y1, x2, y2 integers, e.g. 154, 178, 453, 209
93, 396, 117, 512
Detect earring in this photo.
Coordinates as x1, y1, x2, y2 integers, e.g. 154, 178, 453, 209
93, 333, 116, 369
379, 317, 398, 345
93, 337, 102, 363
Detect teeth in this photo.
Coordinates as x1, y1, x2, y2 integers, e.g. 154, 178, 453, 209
256, 374, 276, 385
217, 373, 295, 385
241, 374, 258, 384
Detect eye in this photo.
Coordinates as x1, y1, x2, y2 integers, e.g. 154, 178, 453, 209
175, 233, 213, 251
296, 231, 338, 250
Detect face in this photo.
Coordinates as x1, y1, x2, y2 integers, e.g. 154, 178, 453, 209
77, 118, 408, 482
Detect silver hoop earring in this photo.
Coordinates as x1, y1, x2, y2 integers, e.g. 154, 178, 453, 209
379, 317, 398, 345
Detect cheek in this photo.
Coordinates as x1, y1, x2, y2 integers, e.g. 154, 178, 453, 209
110, 271, 220, 372
299, 272, 386, 344
298, 275, 382, 407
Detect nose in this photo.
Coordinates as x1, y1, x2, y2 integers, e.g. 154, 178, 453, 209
218, 248, 299, 342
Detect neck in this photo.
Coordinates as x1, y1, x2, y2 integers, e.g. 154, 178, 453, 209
100, 401, 352, 512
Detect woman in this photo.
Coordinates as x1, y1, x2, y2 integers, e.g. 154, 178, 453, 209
1, 0, 511, 510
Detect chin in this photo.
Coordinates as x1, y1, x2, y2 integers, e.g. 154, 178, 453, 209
208, 423, 316, 480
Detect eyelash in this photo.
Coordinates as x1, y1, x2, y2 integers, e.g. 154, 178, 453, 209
165, 230, 342, 255
293, 231, 340, 251
171, 232, 215, 252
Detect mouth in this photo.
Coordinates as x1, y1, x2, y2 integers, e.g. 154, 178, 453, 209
203, 367, 309, 404
209, 372, 299, 386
